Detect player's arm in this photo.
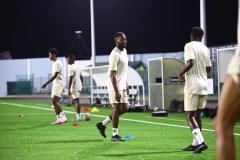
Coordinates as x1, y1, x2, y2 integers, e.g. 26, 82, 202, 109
41, 72, 59, 89
179, 59, 194, 85
206, 50, 212, 73
126, 81, 129, 95
80, 75, 83, 84
111, 70, 121, 102
68, 76, 73, 95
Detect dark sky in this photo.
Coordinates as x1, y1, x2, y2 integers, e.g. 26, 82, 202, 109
0, 0, 238, 59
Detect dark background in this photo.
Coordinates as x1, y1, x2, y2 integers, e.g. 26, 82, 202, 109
0, 0, 238, 59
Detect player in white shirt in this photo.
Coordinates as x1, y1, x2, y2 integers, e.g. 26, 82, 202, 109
41, 48, 68, 124
214, 1, 240, 159
179, 27, 212, 153
96, 32, 129, 141
67, 55, 83, 121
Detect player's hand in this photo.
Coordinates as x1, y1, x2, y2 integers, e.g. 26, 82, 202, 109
179, 74, 185, 86
115, 91, 121, 102
41, 83, 47, 89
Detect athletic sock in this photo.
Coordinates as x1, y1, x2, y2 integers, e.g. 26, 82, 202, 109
112, 128, 118, 136
192, 138, 199, 146
56, 115, 61, 121
60, 111, 66, 119
76, 113, 81, 119
102, 117, 111, 126
192, 128, 204, 144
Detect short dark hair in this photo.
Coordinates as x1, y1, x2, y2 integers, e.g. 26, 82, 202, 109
48, 48, 58, 56
191, 27, 204, 38
68, 54, 75, 61
113, 32, 125, 40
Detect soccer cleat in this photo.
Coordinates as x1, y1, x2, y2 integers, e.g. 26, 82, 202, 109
182, 145, 199, 151
61, 117, 68, 123
193, 142, 208, 153
111, 135, 125, 141
96, 122, 106, 138
73, 117, 81, 121
51, 120, 63, 125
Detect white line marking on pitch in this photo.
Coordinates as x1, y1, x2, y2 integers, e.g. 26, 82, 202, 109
143, 116, 219, 126
0, 102, 239, 136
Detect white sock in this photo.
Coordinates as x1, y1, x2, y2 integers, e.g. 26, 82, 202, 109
56, 115, 61, 121
60, 112, 66, 119
112, 128, 118, 136
192, 128, 204, 144
192, 138, 198, 146
102, 117, 111, 126
76, 113, 81, 119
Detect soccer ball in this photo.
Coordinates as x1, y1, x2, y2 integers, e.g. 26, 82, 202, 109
84, 113, 91, 121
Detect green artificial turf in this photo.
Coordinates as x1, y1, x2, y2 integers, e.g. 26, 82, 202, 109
0, 99, 239, 160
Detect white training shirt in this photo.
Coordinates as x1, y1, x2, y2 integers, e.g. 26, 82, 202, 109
107, 47, 128, 91
184, 41, 212, 95
68, 63, 82, 91
52, 59, 64, 87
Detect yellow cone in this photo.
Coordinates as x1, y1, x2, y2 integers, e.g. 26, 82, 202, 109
91, 107, 99, 112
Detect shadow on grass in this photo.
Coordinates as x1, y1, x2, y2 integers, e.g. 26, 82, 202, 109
100, 150, 183, 157
32, 139, 103, 144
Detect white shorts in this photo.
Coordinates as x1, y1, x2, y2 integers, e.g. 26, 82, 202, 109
227, 49, 240, 84
71, 90, 80, 99
51, 85, 64, 98
109, 90, 128, 104
184, 93, 207, 111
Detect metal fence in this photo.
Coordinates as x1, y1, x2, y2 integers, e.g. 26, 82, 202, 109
8, 44, 237, 101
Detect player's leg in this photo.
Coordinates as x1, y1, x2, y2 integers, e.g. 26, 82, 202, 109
51, 95, 64, 124
50, 86, 62, 124
195, 109, 202, 130
111, 103, 121, 133
182, 93, 198, 151
100, 104, 127, 124
193, 95, 208, 153
96, 91, 115, 138
120, 89, 128, 115
72, 91, 81, 121
73, 98, 81, 121
111, 103, 125, 141
111, 90, 127, 141
183, 93, 207, 153
214, 75, 240, 160
56, 86, 67, 123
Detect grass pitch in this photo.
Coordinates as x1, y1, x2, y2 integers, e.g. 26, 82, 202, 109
0, 99, 239, 160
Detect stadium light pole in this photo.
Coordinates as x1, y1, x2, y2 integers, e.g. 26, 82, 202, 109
90, 0, 96, 104
90, 0, 96, 67
200, 0, 207, 45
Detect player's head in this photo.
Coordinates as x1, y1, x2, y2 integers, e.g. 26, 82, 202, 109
67, 54, 75, 65
190, 27, 204, 42
113, 32, 127, 49
48, 48, 58, 61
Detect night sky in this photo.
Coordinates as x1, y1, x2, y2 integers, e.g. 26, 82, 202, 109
0, 0, 238, 59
